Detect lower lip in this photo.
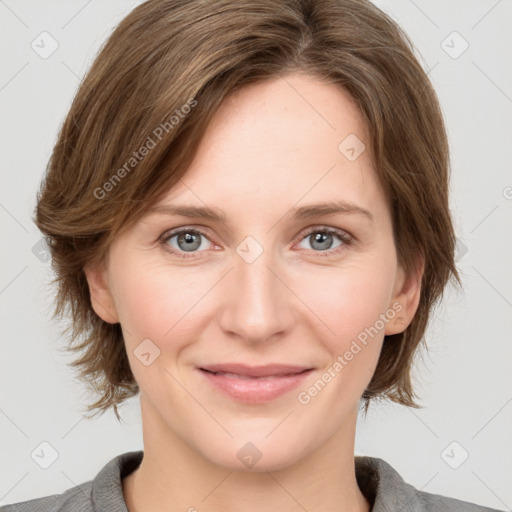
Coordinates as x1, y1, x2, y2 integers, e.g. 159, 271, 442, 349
198, 369, 313, 404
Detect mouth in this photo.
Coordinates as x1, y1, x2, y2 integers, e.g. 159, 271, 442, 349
199, 363, 312, 378
197, 364, 314, 403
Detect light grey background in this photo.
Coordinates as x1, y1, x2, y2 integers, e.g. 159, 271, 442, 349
1, 0, 511, 509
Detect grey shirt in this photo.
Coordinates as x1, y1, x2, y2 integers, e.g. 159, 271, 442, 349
1, 450, 505, 511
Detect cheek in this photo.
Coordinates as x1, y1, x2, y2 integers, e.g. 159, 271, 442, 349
295, 258, 396, 343
109, 261, 216, 394
110, 258, 218, 347
291, 263, 395, 413
291, 254, 397, 396
112, 268, 170, 337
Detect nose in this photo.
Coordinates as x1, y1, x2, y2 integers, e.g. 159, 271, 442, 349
217, 245, 295, 345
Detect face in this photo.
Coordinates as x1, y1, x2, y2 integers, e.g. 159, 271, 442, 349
86, 72, 421, 472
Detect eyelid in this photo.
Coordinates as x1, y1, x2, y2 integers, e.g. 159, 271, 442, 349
295, 224, 353, 242
158, 225, 218, 250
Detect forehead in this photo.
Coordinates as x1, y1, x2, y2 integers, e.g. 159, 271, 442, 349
157, 73, 385, 221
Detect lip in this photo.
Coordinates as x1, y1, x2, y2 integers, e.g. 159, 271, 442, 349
197, 364, 314, 403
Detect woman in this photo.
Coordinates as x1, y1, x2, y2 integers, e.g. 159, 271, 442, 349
3, 0, 505, 511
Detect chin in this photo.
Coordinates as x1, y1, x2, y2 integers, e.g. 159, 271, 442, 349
193, 425, 314, 473
207, 445, 305, 473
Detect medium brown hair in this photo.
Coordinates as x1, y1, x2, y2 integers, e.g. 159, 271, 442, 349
35, 0, 460, 420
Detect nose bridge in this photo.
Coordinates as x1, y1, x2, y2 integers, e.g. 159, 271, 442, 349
218, 235, 293, 343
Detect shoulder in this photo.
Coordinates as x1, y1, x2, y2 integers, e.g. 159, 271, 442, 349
355, 455, 505, 512
0, 481, 93, 512
1, 450, 143, 512
414, 488, 504, 512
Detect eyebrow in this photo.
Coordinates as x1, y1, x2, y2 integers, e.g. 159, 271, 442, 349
148, 200, 373, 224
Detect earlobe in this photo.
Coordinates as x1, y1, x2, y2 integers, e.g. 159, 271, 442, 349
385, 253, 424, 335
83, 261, 119, 324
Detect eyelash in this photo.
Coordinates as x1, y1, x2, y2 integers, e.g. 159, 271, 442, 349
158, 225, 353, 259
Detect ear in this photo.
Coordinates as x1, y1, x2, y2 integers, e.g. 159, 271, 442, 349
385, 253, 424, 336
83, 260, 119, 324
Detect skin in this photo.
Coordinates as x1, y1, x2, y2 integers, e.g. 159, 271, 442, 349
85, 72, 423, 512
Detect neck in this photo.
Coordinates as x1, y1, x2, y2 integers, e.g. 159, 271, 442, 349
123, 398, 371, 512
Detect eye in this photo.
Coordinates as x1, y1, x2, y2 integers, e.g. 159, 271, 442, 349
159, 225, 352, 259
295, 226, 352, 256
159, 227, 215, 258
